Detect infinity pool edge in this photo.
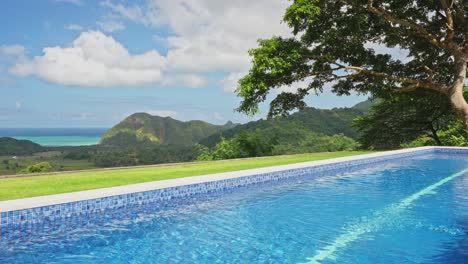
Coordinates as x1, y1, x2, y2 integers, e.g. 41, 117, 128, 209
0, 146, 466, 235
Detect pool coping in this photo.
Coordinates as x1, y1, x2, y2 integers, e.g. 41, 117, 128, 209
1, 146, 465, 214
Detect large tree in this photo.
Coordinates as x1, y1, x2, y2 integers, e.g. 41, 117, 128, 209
236, 0, 468, 128
352, 90, 465, 149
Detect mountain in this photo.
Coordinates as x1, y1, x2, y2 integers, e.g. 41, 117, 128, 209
352, 98, 378, 111
101, 99, 374, 149
100, 113, 236, 147
199, 101, 373, 148
0, 137, 45, 155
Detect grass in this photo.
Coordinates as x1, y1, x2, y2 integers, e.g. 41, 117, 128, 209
56, 160, 99, 171
0, 153, 97, 176
0, 151, 373, 201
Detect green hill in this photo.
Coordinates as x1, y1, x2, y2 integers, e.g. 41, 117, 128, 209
0, 137, 45, 155
351, 99, 378, 112
101, 101, 373, 154
101, 113, 236, 147
199, 101, 372, 148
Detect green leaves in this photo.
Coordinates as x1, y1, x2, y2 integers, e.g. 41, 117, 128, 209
237, 37, 311, 115
284, 0, 321, 34
235, 0, 467, 123
352, 90, 464, 149
268, 89, 309, 118
196, 125, 358, 160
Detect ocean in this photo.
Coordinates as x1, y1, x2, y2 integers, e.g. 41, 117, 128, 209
0, 128, 108, 147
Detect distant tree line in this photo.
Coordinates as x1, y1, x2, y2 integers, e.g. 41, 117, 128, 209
196, 128, 357, 161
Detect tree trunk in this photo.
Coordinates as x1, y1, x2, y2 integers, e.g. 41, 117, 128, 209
448, 59, 468, 129
429, 124, 442, 145
449, 87, 468, 128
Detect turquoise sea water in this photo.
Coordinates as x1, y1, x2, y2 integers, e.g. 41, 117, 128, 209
0, 128, 107, 146
13, 136, 102, 146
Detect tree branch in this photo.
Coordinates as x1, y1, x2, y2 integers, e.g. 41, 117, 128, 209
339, 0, 463, 56
323, 71, 362, 83
344, 65, 448, 92
440, 0, 455, 43
453, 1, 468, 56
302, 53, 449, 93
394, 84, 421, 93
366, 0, 459, 53
452, 1, 467, 44
423, 65, 435, 82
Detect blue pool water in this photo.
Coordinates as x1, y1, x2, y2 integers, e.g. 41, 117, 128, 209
0, 153, 467, 263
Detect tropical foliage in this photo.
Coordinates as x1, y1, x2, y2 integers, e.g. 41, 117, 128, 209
236, 0, 468, 127
200, 104, 367, 148
402, 120, 468, 148
352, 90, 467, 149
197, 128, 357, 161
19, 162, 55, 174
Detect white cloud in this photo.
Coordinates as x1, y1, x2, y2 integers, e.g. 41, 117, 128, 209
152, 34, 169, 46
222, 72, 245, 92
97, 19, 125, 32
103, 0, 292, 90
0, 45, 26, 81
11, 31, 166, 87
15, 101, 22, 110
10, 1, 412, 95
162, 73, 208, 88
79, 112, 97, 120
98, 1, 413, 93
13, 1, 293, 89
145, 109, 178, 118
0, 45, 26, 58
53, 0, 83, 6
213, 112, 223, 120
101, 1, 158, 27
64, 24, 84, 31
275, 78, 314, 94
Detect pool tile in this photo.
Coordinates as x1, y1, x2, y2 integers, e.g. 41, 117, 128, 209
1, 147, 465, 236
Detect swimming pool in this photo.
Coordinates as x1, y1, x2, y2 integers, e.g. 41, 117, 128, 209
0, 148, 467, 263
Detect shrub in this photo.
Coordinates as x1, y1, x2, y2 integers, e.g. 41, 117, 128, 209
19, 162, 55, 174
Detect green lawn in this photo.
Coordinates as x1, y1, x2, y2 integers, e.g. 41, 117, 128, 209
0, 151, 373, 201
0, 153, 97, 176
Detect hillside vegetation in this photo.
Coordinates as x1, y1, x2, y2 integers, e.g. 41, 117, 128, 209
194, 102, 372, 160
200, 106, 365, 148
0, 101, 374, 173
100, 113, 236, 147
0, 137, 45, 155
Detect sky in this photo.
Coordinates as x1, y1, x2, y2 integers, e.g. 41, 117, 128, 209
0, 0, 368, 128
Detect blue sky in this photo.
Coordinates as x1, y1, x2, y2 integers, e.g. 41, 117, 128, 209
0, 0, 367, 128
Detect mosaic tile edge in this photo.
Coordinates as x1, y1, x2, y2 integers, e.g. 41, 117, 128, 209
1, 147, 466, 235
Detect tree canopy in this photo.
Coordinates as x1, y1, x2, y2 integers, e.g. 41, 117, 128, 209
352, 90, 467, 149
236, 0, 468, 127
